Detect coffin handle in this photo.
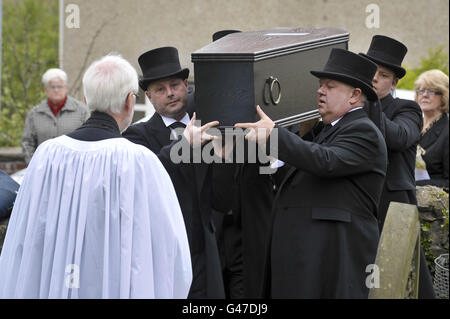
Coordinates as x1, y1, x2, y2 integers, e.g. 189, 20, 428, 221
264, 76, 281, 105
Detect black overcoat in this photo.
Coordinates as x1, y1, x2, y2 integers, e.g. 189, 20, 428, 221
376, 94, 423, 226
269, 109, 387, 298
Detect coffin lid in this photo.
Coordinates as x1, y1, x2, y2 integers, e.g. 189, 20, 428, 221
192, 27, 349, 62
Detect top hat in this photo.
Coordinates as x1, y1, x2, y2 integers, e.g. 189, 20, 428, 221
138, 46, 189, 90
212, 30, 241, 42
359, 35, 407, 78
310, 48, 378, 101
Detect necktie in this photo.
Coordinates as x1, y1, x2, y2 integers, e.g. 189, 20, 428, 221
169, 122, 186, 130
169, 122, 186, 139
315, 123, 332, 142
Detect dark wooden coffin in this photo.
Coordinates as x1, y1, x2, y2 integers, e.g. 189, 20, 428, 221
192, 27, 349, 129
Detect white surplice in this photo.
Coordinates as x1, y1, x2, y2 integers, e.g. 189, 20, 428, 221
0, 135, 192, 298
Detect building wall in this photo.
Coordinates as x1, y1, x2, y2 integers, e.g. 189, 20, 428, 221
61, 0, 449, 99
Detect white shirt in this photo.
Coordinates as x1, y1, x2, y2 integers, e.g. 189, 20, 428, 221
161, 113, 190, 139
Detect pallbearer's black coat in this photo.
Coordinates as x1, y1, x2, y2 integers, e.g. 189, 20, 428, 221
269, 109, 387, 298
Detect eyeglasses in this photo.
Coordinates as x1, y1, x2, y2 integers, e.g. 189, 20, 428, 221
416, 89, 442, 96
48, 85, 65, 91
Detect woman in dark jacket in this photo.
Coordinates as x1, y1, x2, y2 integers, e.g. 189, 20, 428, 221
415, 69, 449, 190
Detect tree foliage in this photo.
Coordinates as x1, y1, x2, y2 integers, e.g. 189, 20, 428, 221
398, 45, 449, 91
0, 0, 59, 146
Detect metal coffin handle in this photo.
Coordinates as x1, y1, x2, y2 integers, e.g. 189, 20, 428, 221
263, 76, 281, 105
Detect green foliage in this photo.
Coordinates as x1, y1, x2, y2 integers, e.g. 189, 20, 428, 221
398, 45, 449, 91
0, 0, 59, 146
419, 188, 450, 276
420, 222, 435, 273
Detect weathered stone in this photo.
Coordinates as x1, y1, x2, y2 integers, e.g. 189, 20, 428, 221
416, 185, 449, 212
369, 202, 421, 299
416, 186, 449, 269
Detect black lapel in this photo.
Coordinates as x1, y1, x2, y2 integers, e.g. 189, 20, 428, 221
420, 115, 447, 149
279, 109, 367, 190
148, 112, 209, 196
380, 94, 396, 118
145, 113, 173, 149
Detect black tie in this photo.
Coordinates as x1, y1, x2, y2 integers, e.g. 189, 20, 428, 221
315, 123, 332, 142
169, 122, 186, 130
169, 122, 186, 139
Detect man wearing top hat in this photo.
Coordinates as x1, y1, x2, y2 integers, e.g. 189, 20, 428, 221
123, 46, 230, 298
360, 35, 423, 231
361, 35, 435, 299
235, 48, 388, 298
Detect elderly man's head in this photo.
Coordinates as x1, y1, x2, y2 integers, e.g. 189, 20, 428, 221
316, 78, 367, 124
310, 48, 377, 124
82, 54, 139, 131
42, 68, 68, 105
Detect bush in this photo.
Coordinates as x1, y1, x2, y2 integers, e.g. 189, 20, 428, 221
0, 0, 58, 147
398, 45, 449, 91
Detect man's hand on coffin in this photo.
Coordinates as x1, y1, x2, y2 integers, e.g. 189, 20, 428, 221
234, 105, 275, 144
183, 112, 219, 148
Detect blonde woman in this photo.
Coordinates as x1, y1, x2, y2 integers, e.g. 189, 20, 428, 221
415, 69, 449, 189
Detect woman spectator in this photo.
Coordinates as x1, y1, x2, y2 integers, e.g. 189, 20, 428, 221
415, 69, 449, 189
21, 68, 89, 163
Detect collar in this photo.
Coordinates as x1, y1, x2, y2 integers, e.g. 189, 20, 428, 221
330, 106, 363, 126
80, 111, 120, 133
37, 96, 78, 113
161, 113, 190, 128
48, 96, 67, 109
380, 94, 395, 110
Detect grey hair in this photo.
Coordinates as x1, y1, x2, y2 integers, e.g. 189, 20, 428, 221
360, 93, 367, 103
82, 54, 138, 114
42, 68, 68, 87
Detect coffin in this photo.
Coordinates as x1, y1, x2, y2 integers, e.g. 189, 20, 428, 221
192, 27, 349, 129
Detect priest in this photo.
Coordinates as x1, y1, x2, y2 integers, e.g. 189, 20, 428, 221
0, 54, 192, 298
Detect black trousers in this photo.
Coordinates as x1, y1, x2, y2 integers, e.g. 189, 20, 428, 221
213, 211, 244, 299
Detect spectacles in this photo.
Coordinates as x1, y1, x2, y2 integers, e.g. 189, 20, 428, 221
416, 89, 442, 96
48, 85, 65, 91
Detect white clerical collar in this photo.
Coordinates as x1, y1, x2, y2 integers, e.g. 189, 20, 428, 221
330, 106, 363, 126
161, 113, 190, 128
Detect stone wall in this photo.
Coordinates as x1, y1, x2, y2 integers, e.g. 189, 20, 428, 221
416, 186, 449, 275
0, 147, 26, 175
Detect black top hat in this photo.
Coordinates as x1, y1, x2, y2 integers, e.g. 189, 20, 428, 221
212, 30, 241, 42
310, 48, 378, 101
138, 47, 189, 90
359, 35, 407, 78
